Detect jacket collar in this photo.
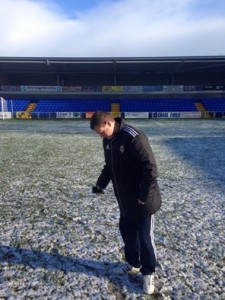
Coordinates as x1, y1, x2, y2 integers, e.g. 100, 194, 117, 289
114, 117, 126, 134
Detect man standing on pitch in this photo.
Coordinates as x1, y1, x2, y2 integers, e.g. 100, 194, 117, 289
90, 112, 161, 295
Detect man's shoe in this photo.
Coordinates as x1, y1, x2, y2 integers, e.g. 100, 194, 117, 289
112, 264, 140, 275
127, 266, 141, 275
143, 274, 155, 295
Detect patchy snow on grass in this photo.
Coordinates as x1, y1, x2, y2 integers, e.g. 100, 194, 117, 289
0, 119, 225, 299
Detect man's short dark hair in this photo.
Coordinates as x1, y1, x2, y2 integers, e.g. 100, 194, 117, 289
90, 112, 114, 130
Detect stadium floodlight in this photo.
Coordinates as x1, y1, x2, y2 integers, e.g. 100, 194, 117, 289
0, 97, 8, 120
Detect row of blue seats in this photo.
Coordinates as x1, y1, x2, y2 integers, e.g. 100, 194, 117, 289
34, 99, 198, 112
34, 100, 110, 112
6, 99, 30, 111
120, 99, 197, 112
202, 99, 225, 111
4, 98, 225, 112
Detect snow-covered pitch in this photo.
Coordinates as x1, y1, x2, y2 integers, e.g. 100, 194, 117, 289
0, 119, 224, 299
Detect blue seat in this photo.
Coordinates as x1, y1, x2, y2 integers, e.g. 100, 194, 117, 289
202, 99, 225, 111
120, 98, 197, 112
7, 99, 30, 112
33, 99, 111, 112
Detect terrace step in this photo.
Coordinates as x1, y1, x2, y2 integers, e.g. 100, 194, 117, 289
195, 102, 210, 118
18, 103, 37, 119
111, 102, 120, 117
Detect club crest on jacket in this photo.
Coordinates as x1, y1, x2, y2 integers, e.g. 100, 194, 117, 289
120, 145, 125, 153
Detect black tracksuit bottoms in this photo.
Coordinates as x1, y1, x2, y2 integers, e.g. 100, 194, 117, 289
119, 215, 157, 275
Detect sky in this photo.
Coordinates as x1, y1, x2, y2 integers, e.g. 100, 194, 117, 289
0, 0, 225, 58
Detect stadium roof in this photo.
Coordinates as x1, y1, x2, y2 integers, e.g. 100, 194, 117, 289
0, 56, 225, 76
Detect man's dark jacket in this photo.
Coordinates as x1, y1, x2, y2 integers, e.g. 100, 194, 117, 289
96, 118, 161, 217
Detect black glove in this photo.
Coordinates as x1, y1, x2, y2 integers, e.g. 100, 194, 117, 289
92, 186, 104, 194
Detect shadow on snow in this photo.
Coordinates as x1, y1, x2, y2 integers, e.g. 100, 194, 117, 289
162, 136, 225, 192
0, 245, 143, 294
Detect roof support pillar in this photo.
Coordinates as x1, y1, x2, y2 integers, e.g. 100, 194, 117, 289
113, 60, 117, 85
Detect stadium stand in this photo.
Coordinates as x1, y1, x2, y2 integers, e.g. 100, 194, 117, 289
6, 98, 214, 112
201, 98, 225, 112
120, 98, 198, 112
31, 98, 198, 114
1, 56, 225, 119
2, 97, 225, 119
7, 99, 30, 112
33, 99, 111, 113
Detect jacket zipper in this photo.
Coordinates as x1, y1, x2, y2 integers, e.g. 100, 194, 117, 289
110, 139, 125, 217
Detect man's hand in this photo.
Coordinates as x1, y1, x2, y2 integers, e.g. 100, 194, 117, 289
92, 186, 104, 194
137, 199, 145, 205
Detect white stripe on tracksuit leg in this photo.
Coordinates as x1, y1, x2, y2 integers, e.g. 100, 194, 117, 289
150, 215, 157, 259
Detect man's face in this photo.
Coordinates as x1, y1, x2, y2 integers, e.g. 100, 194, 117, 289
94, 121, 114, 139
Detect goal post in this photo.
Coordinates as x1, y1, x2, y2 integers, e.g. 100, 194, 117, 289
0, 97, 12, 120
